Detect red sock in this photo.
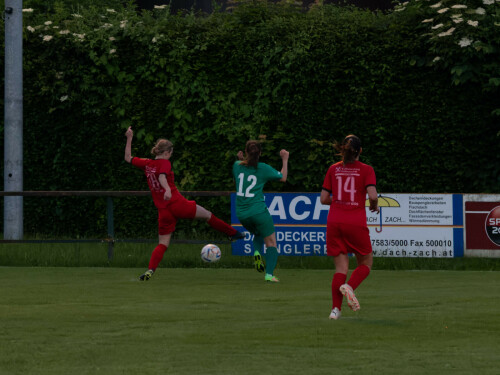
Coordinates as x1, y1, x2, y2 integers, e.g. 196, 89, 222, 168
347, 265, 371, 290
148, 244, 167, 270
208, 215, 236, 236
332, 273, 347, 310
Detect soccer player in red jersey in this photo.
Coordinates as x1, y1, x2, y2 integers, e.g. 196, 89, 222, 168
320, 135, 379, 320
124, 127, 244, 281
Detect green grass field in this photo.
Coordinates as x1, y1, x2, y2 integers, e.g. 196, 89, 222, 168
2, 242, 500, 271
1, 267, 499, 375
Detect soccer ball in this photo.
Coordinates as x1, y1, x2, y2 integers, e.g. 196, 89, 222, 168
201, 244, 221, 263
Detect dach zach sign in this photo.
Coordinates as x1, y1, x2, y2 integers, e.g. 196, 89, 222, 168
230, 193, 465, 258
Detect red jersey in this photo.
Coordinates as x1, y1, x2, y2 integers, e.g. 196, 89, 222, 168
131, 157, 180, 209
322, 160, 376, 226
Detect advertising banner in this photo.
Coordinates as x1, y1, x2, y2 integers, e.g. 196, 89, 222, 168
231, 193, 465, 258
367, 194, 463, 258
464, 194, 500, 258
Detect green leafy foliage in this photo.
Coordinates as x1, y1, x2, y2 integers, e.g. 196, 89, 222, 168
402, 0, 500, 117
0, 1, 498, 237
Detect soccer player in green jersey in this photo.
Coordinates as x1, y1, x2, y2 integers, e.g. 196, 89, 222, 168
233, 140, 289, 282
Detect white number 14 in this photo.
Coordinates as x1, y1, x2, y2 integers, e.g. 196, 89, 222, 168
336, 176, 356, 202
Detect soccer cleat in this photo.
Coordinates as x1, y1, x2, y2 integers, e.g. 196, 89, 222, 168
339, 284, 360, 311
254, 251, 265, 273
265, 274, 280, 283
329, 307, 342, 320
228, 231, 245, 241
139, 269, 154, 281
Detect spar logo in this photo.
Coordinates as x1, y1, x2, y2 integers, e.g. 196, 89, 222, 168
485, 205, 500, 246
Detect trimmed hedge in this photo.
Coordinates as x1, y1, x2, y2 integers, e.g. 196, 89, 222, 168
0, 1, 499, 237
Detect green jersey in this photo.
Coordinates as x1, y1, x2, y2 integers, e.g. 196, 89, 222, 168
233, 161, 283, 220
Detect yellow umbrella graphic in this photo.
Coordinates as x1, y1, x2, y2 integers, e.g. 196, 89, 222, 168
365, 195, 400, 232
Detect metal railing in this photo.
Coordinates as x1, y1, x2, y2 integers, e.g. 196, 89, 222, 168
1, 191, 233, 259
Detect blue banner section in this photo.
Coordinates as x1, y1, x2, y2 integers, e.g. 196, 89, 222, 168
453, 228, 464, 257
231, 192, 329, 225
233, 226, 328, 256
453, 194, 464, 226
231, 193, 329, 256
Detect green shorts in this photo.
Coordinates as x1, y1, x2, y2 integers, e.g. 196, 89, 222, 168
239, 210, 276, 239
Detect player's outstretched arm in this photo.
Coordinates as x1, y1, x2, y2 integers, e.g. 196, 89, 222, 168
159, 174, 172, 201
279, 149, 289, 182
124, 126, 133, 163
320, 189, 332, 205
367, 186, 379, 213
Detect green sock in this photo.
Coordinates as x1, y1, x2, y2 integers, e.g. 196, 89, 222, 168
264, 246, 278, 275
253, 236, 264, 254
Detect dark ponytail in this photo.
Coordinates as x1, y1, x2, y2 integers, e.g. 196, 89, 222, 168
334, 134, 361, 165
240, 140, 262, 168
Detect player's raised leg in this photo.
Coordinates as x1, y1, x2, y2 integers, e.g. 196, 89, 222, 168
253, 236, 265, 273
195, 205, 244, 241
341, 252, 372, 310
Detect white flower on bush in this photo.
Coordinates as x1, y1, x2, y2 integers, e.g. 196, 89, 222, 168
44, 21, 52, 26
437, 7, 449, 13
22, 8, 34, 13
482, 0, 494, 4
109, 49, 116, 54
451, 4, 467, 8
152, 37, 157, 43
102, 23, 113, 29
432, 23, 444, 29
73, 33, 85, 40
42, 35, 53, 42
438, 27, 455, 37
467, 20, 479, 27
59, 30, 70, 35
154, 5, 167, 9
475, 7, 486, 14
60, 95, 68, 102
106, 9, 116, 13
430, 2, 442, 7
433, 56, 441, 62
458, 37, 473, 47
120, 20, 127, 28
453, 18, 464, 23
27, 26, 35, 32
109, 37, 116, 41
55, 72, 64, 79
422, 18, 434, 23
72, 14, 82, 18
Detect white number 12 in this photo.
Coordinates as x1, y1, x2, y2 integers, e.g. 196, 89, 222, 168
237, 173, 257, 197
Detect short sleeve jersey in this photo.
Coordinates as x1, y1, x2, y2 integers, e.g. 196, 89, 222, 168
233, 161, 283, 220
131, 157, 180, 209
322, 160, 376, 226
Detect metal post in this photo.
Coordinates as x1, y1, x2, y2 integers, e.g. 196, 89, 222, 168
106, 197, 115, 260
3, 0, 24, 240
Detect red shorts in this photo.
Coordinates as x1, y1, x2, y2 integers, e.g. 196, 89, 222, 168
326, 222, 372, 256
157, 195, 197, 235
